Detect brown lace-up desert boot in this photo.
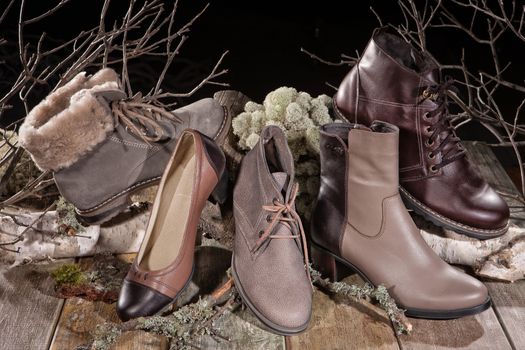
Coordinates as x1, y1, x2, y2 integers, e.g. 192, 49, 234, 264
19, 68, 231, 224
232, 125, 312, 335
334, 29, 509, 239
310, 121, 491, 319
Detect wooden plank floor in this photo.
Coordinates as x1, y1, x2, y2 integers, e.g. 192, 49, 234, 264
49, 255, 168, 350
0, 260, 69, 350
1, 142, 524, 349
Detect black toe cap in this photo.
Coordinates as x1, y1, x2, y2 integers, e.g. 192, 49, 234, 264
116, 279, 173, 321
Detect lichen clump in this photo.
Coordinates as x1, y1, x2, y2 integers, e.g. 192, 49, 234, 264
51, 263, 86, 286
56, 196, 86, 235
0, 130, 42, 197
232, 87, 334, 217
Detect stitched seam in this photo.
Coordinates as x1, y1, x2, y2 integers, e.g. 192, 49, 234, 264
145, 276, 180, 294
233, 200, 255, 251
347, 193, 396, 239
332, 100, 349, 121
109, 135, 157, 150
358, 95, 429, 109
77, 176, 161, 213
254, 151, 268, 230
130, 265, 181, 293
212, 106, 228, 141
399, 186, 508, 234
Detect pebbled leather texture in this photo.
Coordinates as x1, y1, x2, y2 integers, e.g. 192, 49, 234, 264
334, 28, 509, 235
232, 125, 312, 332
117, 130, 224, 320
312, 121, 490, 312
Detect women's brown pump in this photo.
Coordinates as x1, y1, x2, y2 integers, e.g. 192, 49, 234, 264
117, 129, 226, 321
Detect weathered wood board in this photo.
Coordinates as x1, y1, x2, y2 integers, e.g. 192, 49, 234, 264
464, 141, 525, 350
397, 308, 511, 350
0, 260, 70, 350
287, 275, 400, 350
49, 243, 285, 350
49, 255, 168, 350
486, 281, 525, 350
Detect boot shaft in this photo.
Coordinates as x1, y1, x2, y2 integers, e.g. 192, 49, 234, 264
334, 28, 453, 179
311, 121, 399, 251
234, 125, 296, 243
335, 28, 439, 121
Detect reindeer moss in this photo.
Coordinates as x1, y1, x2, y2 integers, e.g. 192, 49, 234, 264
232, 87, 334, 218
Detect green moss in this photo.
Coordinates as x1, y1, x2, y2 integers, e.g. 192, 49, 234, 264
51, 264, 86, 286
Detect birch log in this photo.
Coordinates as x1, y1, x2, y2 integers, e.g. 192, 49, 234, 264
418, 219, 525, 282
0, 209, 148, 265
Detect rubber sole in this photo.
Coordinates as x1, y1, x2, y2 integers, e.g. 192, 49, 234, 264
231, 255, 311, 336
310, 242, 492, 319
76, 176, 161, 225
399, 186, 508, 240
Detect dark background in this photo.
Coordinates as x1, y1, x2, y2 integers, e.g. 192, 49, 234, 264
1, 0, 523, 169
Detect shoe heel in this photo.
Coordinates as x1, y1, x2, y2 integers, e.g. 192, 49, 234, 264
311, 244, 354, 282
209, 169, 229, 205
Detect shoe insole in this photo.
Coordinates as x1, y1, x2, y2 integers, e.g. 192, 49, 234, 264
139, 139, 196, 271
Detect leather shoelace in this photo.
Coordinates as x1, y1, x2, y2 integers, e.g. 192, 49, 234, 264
111, 95, 182, 144
420, 76, 466, 170
251, 183, 312, 285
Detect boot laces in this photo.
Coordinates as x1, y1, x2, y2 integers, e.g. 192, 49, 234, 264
420, 76, 465, 170
111, 94, 182, 144
251, 183, 312, 285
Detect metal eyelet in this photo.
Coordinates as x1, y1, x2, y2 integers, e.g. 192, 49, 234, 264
429, 165, 438, 173
423, 112, 431, 120
266, 214, 272, 222
258, 230, 264, 237
425, 139, 435, 147
424, 126, 432, 135
272, 198, 279, 205
427, 152, 435, 160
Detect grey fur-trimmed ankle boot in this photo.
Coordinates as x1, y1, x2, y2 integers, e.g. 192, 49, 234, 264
19, 68, 232, 224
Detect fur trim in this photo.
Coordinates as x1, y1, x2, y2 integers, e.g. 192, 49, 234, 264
19, 68, 125, 171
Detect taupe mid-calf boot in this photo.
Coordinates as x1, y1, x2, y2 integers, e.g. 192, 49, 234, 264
232, 125, 312, 335
310, 121, 490, 319
19, 68, 231, 224
334, 28, 509, 239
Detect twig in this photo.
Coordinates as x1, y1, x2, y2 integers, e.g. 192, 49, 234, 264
0, 202, 55, 251
310, 267, 412, 335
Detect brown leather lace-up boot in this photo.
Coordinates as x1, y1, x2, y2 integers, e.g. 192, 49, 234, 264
232, 125, 312, 335
334, 29, 509, 239
310, 121, 491, 319
20, 69, 231, 224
